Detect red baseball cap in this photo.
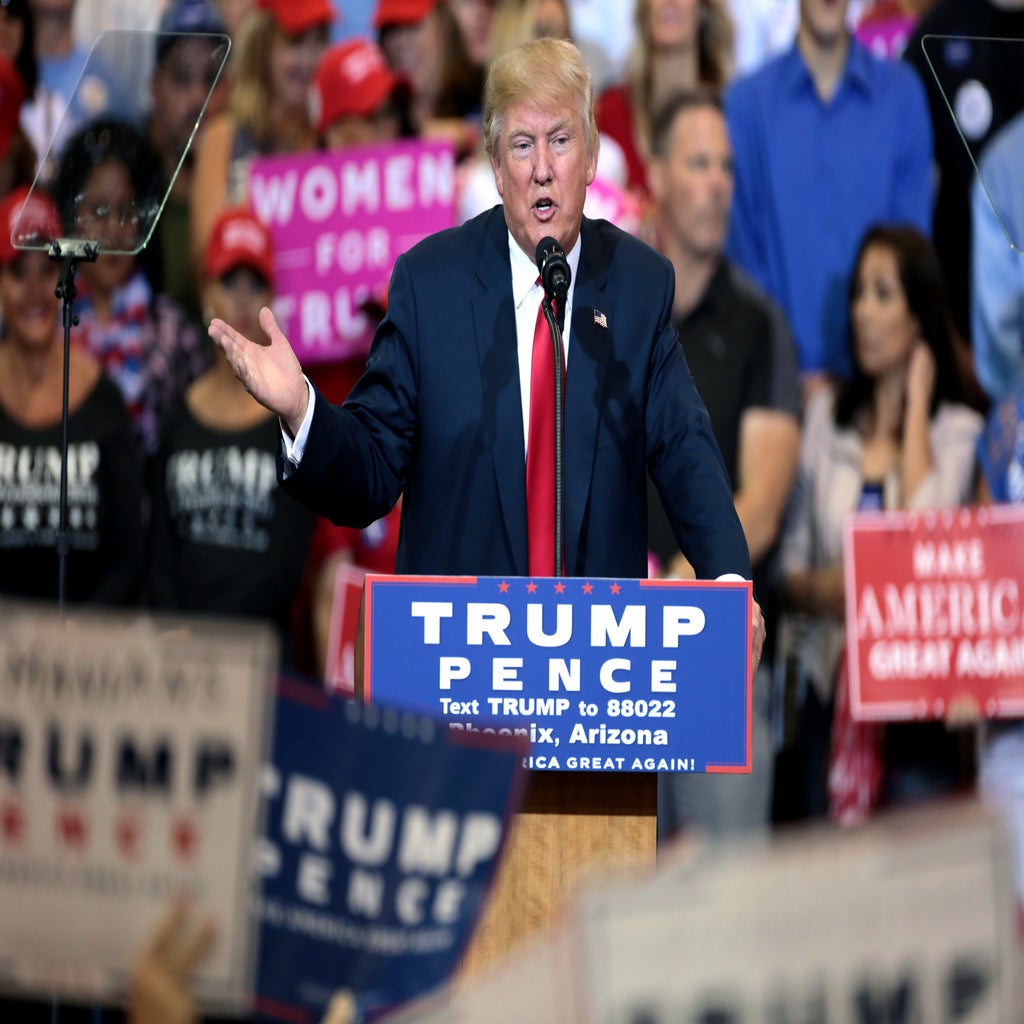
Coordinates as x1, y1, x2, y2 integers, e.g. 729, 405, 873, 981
0, 186, 61, 267
203, 208, 274, 284
0, 56, 26, 161
258, 0, 334, 35
373, 0, 439, 29
310, 39, 408, 134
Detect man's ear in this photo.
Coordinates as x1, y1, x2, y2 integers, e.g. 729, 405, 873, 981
491, 153, 505, 198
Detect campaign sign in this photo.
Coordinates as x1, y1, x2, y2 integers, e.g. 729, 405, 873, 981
325, 563, 367, 698
844, 505, 1024, 721
0, 605, 276, 1012
363, 576, 753, 773
248, 139, 456, 366
578, 801, 1020, 1024
252, 681, 526, 1023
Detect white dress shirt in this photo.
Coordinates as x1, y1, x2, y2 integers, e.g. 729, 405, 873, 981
508, 231, 581, 453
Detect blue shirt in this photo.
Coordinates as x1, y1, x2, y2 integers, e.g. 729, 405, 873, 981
977, 394, 1024, 505
724, 39, 933, 377
22, 43, 135, 174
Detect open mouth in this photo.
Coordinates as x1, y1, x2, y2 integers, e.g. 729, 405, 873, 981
534, 198, 555, 219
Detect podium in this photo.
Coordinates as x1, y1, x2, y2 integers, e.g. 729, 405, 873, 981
353, 574, 753, 974
458, 768, 656, 974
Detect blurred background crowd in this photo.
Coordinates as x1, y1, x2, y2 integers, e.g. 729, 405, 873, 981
4, 0, 1024, 967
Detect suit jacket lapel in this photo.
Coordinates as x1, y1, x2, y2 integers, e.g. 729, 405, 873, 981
472, 208, 529, 573
564, 218, 610, 576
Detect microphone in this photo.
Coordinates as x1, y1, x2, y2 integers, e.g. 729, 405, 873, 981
535, 236, 570, 315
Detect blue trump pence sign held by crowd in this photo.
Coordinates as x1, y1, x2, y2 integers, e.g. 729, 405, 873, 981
363, 577, 753, 773
254, 681, 526, 1022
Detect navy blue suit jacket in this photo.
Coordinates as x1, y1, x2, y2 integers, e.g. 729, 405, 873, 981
283, 206, 751, 580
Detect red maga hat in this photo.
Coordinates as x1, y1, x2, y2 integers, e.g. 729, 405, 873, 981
373, 0, 439, 29
203, 207, 274, 284
0, 186, 62, 267
258, 0, 334, 35
310, 39, 409, 134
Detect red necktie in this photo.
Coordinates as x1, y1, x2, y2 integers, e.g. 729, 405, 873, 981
527, 287, 562, 576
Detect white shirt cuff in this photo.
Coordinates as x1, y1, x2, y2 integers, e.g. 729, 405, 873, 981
281, 377, 315, 474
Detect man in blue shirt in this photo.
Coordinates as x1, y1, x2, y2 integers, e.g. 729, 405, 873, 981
724, 0, 933, 394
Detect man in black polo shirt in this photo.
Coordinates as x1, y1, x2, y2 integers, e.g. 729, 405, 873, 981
646, 90, 802, 841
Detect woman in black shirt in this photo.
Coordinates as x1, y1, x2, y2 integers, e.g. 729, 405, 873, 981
0, 185, 143, 606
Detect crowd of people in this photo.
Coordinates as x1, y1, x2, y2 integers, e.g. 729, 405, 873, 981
4, 0, 1024, 1017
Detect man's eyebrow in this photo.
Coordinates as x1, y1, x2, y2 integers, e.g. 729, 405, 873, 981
506, 119, 574, 140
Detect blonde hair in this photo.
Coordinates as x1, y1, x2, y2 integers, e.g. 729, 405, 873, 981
229, 11, 278, 143
489, 0, 571, 60
484, 37, 597, 162
626, 0, 733, 158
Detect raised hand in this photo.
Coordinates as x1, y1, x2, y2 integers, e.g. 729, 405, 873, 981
208, 306, 309, 437
905, 339, 936, 412
128, 898, 217, 1024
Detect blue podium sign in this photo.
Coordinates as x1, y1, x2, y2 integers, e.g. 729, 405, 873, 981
364, 576, 752, 773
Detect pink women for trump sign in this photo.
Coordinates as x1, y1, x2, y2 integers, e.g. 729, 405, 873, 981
248, 140, 457, 366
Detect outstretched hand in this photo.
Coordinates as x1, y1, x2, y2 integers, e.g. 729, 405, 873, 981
208, 306, 309, 437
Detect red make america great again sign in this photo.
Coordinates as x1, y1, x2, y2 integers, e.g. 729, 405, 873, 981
843, 505, 1024, 721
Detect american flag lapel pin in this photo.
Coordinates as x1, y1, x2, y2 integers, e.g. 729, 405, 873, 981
594, 309, 608, 329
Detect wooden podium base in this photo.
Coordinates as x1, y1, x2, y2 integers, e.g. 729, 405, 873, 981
458, 770, 656, 977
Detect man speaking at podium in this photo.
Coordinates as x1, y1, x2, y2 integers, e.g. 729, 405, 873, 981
208, 37, 765, 669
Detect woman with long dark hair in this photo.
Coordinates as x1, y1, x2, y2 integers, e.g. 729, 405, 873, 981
780, 224, 984, 820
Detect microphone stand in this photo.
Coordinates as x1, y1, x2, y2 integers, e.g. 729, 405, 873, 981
49, 237, 99, 615
541, 295, 565, 576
